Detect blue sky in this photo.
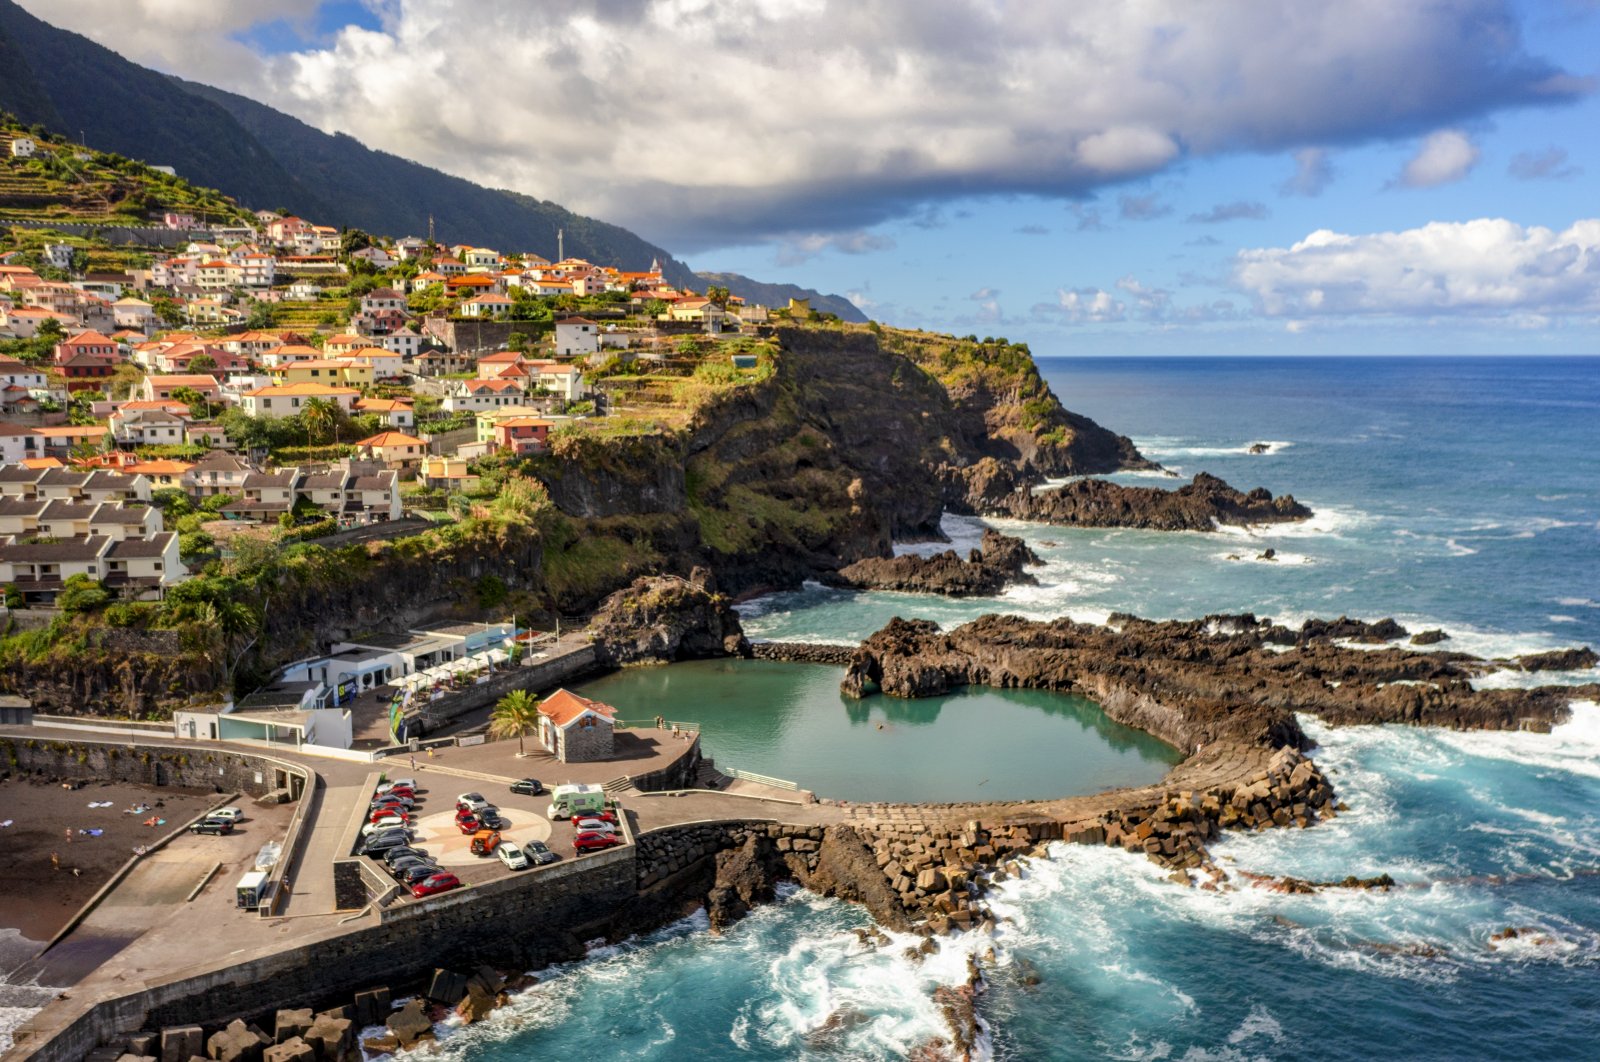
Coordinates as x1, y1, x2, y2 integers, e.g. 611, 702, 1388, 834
24, 0, 1600, 355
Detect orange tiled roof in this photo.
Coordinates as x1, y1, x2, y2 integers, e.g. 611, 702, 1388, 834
538, 688, 616, 728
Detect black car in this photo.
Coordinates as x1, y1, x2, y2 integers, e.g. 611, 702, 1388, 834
362, 829, 412, 855
395, 862, 442, 886
476, 808, 507, 830
382, 845, 430, 867
388, 854, 436, 876
370, 795, 415, 811
522, 839, 559, 866
188, 817, 234, 835
509, 778, 545, 796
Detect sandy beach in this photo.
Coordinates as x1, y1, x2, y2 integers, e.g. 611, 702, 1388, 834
0, 776, 220, 943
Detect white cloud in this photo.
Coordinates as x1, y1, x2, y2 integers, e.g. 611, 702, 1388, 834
1039, 288, 1126, 324
1396, 129, 1481, 187
18, 0, 1587, 250
1232, 218, 1600, 318
773, 231, 896, 266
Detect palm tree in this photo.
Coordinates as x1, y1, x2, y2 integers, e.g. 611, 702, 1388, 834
489, 689, 541, 756
301, 397, 335, 447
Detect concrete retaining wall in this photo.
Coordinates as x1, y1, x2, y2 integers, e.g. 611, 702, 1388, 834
24, 846, 638, 1062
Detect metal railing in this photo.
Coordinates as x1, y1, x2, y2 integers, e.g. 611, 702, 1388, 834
616, 717, 702, 734
723, 767, 798, 791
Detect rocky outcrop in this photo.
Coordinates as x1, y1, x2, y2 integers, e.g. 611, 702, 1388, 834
829, 530, 1041, 596
840, 612, 1593, 746
983, 472, 1311, 531
587, 570, 750, 667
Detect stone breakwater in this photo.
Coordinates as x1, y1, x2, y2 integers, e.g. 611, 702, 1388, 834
751, 641, 858, 665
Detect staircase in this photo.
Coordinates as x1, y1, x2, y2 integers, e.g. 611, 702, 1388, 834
601, 775, 636, 795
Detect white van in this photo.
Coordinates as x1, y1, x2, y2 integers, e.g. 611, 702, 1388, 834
547, 783, 606, 820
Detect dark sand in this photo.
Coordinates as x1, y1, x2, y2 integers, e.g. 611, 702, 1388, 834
0, 777, 220, 942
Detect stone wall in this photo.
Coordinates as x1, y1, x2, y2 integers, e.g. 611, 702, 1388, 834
750, 641, 855, 666
25, 847, 638, 1062
559, 718, 613, 762
1, 737, 306, 798
624, 733, 702, 792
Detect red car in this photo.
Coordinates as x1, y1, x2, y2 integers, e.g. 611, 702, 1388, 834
574, 831, 622, 853
378, 788, 415, 802
370, 807, 412, 825
456, 816, 484, 834
573, 808, 618, 825
409, 872, 461, 898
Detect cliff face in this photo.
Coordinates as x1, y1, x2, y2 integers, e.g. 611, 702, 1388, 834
535, 325, 1151, 598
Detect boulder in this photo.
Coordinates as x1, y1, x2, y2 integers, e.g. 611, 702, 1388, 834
352, 987, 390, 1028
455, 983, 497, 1025
161, 1025, 204, 1062
262, 1039, 314, 1062
125, 1033, 159, 1057
426, 968, 469, 1005
989, 472, 1312, 532
384, 999, 433, 1048
830, 530, 1041, 597
588, 573, 750, 667
303, 1014, 352, 1061
206, 1020, 268, 1062
272, 1009, 312, 1045
1409, 629, 1450, 646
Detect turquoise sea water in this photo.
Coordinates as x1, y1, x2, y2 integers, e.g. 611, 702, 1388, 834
405, 355, 1596, 1061
12, 358, 1593, 1058
574, 658, 1181, 803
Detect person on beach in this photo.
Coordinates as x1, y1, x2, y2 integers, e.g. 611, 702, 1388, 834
50, 851, 60, 871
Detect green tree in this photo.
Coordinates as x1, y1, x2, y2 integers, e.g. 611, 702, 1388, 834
35, 317, 64, 343
706, 285, 730, 308
245, 302, 278, 329
488, 689, 540, 756
301, 397, 336, 446
506, 331, 529, 353
188, 353, 217, 373
57, 574, 110, 614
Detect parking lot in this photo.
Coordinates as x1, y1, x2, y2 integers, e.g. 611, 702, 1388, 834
359, 777, 627, 902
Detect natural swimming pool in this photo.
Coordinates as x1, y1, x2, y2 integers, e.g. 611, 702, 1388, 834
575, 658, 1182, 803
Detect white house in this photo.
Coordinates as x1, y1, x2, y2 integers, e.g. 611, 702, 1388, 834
238, 383, 359, 417
378, 331, 422, 359
554, 317, 601, 356
9, 138, 36, 158
442, 377, 526, 413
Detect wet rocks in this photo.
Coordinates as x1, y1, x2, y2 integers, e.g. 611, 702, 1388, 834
751, 641, 856, 665
840, 612, 1591, 742
1514, 647, 1599, 672
1410, 629, 1450, 646
984, 472, 1311, 531
830, 530, 1041, 597
588, 570, 750, 666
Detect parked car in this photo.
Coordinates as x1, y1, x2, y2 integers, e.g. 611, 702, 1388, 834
572, 817, 618, 835
456, 816, 484, 835
362, 829, 412, 855
456, 792, 490, 812
410, 872, 461, 898
188, 817, 234, 835
209, 806, 245, 823
522, 840, 560, 866
381, 845, 430, 867
395, 863, 442, 886
470, 829, 502, 857
370, 795, 415, 811
363, 815, 411, 838
387, 853, 436, 875
509, 778, 545, 796
476, 808, 507, 830
377, 787, 416, 802
495, 842, 529, 870
377, 779, 418, 795
369, 807, 412, 825
574, 830, 623, 853
574, 808, 618, 825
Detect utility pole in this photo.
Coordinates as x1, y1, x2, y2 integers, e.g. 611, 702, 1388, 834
557, 228, 563, 262
427, 214, 435, 247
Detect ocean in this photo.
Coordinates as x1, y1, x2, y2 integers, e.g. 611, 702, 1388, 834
8, 356, 1597, 1058
424, 355, 1597, 1061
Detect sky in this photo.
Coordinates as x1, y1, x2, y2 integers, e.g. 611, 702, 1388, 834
20, 0, 1600, 355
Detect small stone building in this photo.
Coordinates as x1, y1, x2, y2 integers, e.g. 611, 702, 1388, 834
537, 688, 616, 763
